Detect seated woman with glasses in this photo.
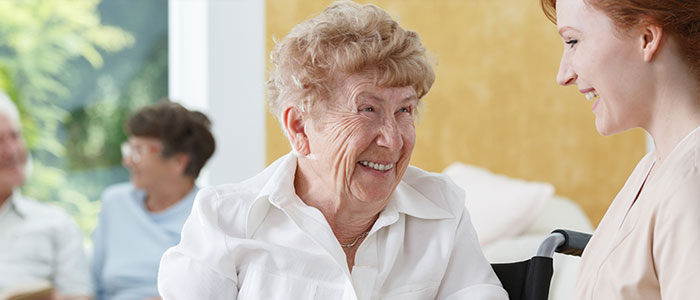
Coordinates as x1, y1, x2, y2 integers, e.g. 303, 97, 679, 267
91, 101, 215, 300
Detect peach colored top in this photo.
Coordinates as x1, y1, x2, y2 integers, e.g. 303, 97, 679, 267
574, 127, 700, 300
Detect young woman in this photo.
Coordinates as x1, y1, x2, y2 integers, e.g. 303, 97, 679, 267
541, 0, 700, 298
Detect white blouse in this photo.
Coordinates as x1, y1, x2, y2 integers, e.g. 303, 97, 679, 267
157, 153, 507, 300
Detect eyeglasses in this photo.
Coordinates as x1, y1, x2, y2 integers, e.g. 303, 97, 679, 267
120, 142, 161, 163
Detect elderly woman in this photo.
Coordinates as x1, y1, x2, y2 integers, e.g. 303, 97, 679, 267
541, 0, 700, 298
157, 2, 507, 299
91, 101, 215, 300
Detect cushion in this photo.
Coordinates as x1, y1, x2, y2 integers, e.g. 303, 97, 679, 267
443, 162, 554, 246
524, 195, 594, 236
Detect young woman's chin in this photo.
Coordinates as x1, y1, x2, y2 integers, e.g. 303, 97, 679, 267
595, 123, 614, 136
595, 118, 634, 137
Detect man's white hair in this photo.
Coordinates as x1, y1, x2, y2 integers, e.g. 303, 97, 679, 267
0, 89, 20, 126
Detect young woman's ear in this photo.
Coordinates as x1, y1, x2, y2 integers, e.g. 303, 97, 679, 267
640, 23, 663, 62
283, 106, 311, 156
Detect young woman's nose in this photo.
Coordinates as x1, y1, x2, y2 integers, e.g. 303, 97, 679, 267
556, 54, 577, 86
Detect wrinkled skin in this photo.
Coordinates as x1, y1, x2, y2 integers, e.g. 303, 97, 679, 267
289, 71, 418, 230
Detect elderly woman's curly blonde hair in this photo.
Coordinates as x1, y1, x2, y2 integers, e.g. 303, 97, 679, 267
266, 0, 435, 122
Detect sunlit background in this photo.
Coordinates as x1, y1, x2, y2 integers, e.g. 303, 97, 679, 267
0, 0, 166, 235
1, 0, 646, 239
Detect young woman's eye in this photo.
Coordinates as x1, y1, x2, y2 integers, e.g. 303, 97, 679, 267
565, 39, 578, 48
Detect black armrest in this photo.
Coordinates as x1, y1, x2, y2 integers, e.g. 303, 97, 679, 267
551, 229, 592, 257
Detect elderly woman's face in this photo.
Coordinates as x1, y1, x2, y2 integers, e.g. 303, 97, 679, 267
122, 136, 183, 190
304, 72, 418, 204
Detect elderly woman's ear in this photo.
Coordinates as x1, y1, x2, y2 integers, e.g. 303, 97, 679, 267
283, 106, 311, 156
170, 153, 191, 176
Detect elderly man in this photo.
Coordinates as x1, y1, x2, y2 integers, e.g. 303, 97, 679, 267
0, 90, 91, 300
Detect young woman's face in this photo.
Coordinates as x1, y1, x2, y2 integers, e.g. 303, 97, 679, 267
556, 0, 652, 136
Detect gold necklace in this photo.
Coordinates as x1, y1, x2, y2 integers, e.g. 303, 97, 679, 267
340, 231, 369, 248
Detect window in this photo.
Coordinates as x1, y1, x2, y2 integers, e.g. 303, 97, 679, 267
0, 0, 168, 236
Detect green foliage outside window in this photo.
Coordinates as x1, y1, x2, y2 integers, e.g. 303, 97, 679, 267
0, 0, 168, 237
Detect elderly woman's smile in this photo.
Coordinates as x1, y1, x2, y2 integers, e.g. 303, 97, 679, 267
357, 160, 393, 171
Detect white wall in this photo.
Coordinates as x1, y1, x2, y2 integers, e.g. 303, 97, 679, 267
169, 0, 266, 187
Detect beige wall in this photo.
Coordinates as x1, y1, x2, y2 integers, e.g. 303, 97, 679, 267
265, 0, 646, 226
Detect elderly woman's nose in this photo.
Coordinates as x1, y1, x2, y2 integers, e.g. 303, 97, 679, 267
376, 118, 403, 149
122, 155, 133, 168
556, 55, 577, 86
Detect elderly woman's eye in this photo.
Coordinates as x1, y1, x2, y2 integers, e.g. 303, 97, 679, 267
359, 106, 375, 112
398, 107, 412, 114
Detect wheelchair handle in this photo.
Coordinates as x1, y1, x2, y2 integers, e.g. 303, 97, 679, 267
551, 229, 592, 257
535, 232, 566, 258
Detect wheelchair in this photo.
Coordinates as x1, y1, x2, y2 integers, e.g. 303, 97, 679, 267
491, 229, 592, 300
